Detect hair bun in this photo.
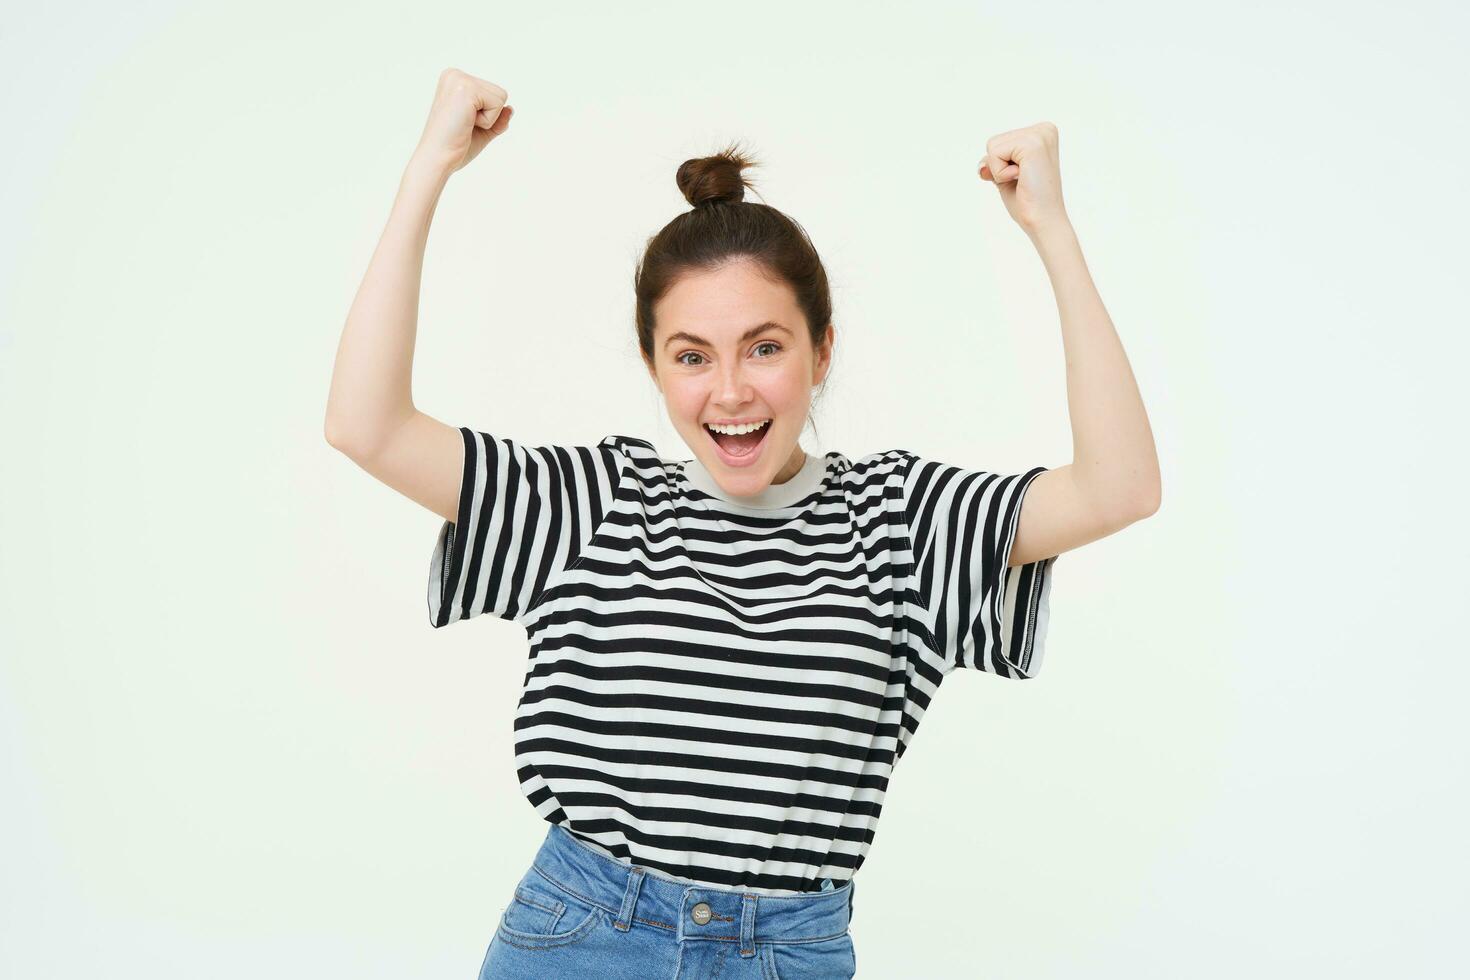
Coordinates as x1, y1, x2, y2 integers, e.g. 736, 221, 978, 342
676, 141, 760, 209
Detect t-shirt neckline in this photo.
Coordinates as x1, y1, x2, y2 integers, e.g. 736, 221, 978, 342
682, 447, 829, 510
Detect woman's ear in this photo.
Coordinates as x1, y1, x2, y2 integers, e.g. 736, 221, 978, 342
813, 323, 835, 386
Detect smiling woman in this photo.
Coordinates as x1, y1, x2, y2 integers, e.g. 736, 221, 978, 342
327, 80, 1159, 976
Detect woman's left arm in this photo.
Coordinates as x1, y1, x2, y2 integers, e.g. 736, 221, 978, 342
979, 122, 1162, 567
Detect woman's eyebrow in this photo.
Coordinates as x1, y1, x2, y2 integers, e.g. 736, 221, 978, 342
663, 321, 793, 350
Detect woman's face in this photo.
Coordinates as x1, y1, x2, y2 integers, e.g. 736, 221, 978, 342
645, 258, 833, 497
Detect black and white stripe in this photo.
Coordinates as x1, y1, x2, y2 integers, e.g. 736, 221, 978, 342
429, 428, 622, 627
902, 456, 1054, 677
428, 429, 1058, 894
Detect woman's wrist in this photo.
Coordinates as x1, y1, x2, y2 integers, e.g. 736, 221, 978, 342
1024, 214, 1076, 248
404, 146, 456, 189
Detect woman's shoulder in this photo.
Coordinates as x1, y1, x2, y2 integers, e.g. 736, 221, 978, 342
842, 446, 913, 479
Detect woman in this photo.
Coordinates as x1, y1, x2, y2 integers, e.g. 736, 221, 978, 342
325, 68, 1161, 979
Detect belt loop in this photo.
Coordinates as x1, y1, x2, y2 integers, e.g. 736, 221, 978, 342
615, 867, 645, 932
738, 893, 758, 957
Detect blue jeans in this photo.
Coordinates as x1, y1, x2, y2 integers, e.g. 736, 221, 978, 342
478, 824, 858, 979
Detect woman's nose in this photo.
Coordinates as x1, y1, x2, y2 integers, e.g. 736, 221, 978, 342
715, 368, 753, 401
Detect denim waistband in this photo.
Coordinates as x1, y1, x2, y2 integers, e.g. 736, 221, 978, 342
528, 824, 855, 950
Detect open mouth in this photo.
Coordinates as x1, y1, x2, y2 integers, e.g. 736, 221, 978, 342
703, 419, 772, 460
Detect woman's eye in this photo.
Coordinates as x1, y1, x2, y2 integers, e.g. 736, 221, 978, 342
676, 352, 704, 367
754, 342, 780, 357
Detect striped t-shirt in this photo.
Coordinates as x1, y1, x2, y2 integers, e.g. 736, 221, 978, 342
428, 429, 1057, 895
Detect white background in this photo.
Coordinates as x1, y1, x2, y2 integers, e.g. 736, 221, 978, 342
3, 1, 1466, 977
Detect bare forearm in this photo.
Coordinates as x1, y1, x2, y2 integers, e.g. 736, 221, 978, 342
323, 152, 454, 454
1029, 219, 1161, 518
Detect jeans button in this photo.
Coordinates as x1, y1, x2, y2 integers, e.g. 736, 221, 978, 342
691, 901, 712, 925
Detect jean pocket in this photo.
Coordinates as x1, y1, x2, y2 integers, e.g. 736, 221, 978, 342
766, 931, 857, 980
495, 877, 602, 950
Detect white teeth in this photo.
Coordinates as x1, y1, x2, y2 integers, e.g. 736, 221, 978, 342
705, 419, 770, 435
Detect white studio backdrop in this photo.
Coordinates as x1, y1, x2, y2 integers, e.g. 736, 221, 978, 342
2, 1, 1466, 977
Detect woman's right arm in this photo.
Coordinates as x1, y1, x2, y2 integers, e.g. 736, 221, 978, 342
323, 69, 513, 525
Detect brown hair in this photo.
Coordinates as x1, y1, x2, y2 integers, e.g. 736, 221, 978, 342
634, 141, 835, 433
